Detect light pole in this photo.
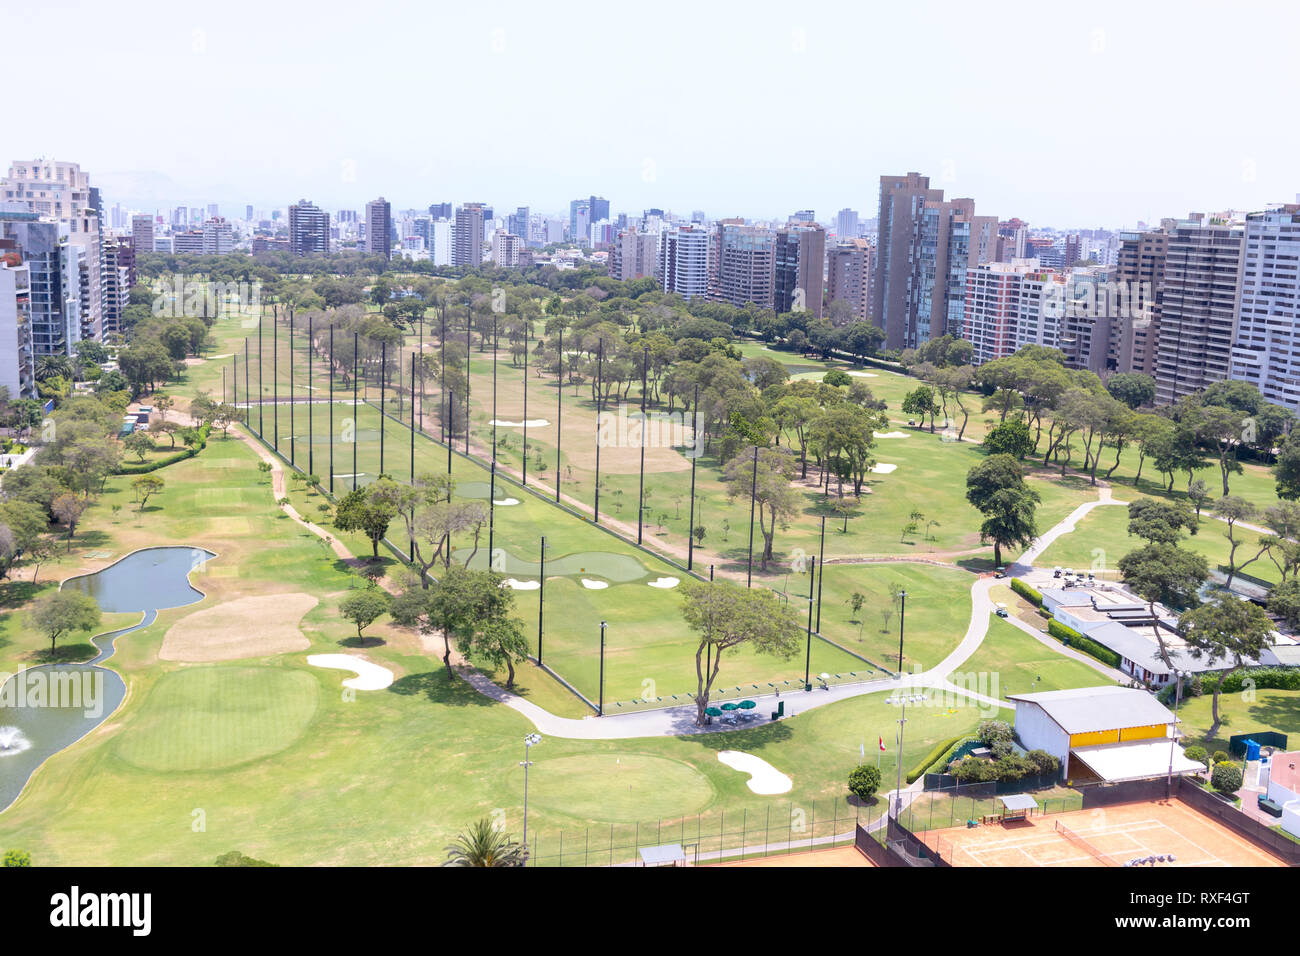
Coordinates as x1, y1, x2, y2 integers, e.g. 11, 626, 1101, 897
521, 733, 542, 851
888, 693, 925, 820
897, 589, 908, 676
598, 621, 608, 716
1167, 669, 1187, 793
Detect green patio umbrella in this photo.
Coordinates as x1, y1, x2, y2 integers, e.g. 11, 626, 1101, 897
705, 707, 722, 717
720, 702, 738, 711
738, 700, 757, 709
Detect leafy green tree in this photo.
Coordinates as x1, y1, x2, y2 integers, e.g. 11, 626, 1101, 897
1178, 596, 1273, 737
965, 455, 1041, 566
1268, 578, 1300, 628
1106, 372, 1156, 409
848, 765, 881, 802
470, 617, 531, 690
28, 590, 101, 656
680, 580, 802, 726
901, 385, 940, 432
132, 474, 165, 512
1210, 761, 1243, 795
722, 446, 799, 568
983, 420, 1035, 459
339, 589, 390, 643
442, 819, 528, 867
333, 481, 399, 559
50, 493, 88, 550
1126, 498, 1198, 546
123, 430, 155, 463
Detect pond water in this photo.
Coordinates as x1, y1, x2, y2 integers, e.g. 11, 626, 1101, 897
0, 546, 214, 813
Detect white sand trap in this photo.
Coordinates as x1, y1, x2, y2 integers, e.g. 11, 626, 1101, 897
647, 576, 679, 589
306, 654, 394, 691
161, 593, 317, 662
848, 370, 878, 377
581, 578, 609, 590
870, 463, 898, 474
490, 419, 550, 428
717, 751, 792, 795
874, 431, 910, 439
502, 578, 540, 590
493, 497, 520, 506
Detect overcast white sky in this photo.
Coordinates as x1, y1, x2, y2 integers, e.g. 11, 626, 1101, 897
16, 0, 1300, 228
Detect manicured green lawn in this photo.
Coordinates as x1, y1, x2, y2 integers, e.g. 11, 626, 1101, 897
950, 616, 1117, 701
1172, 688, 1300, 753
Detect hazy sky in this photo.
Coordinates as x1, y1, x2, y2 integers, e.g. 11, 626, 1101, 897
17, 0, 1300, 228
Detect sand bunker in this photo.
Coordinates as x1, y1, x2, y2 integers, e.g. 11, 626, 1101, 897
161, 593, 317, 662
870, 463, 898, 474
490, 419, 550, 428
874, 431, 910, 439
647, 577, 679, 589
493, 497, 520, 506
717, 751, 792, 795
306, 654, 394, 691
581, 579, 609, 590
848, 370, 878, 377
503, 578, 540, 590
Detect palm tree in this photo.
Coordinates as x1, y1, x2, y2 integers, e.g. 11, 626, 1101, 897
35, 355, 74, 383
442, 818, 528, 867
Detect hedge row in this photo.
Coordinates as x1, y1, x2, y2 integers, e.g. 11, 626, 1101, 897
906, 733, 970, 785
930, 735, 981, 775
1011, 578, 1042, 606
1160, 666, 1300, 703
117, 424, 211, 475
1047, 618, 1122, 668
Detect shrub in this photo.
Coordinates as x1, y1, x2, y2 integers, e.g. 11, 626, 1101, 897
1047, 619, 1122, 667
1212, 750, 1231, 765
1210, 762, 1243, 795
1011, 578, 1042, 606
1183, 744, 1209, 767
952, 756, 997, 783
2, 849, 31, 867
214, 850, 277, 867
848, 765, 882, 802
906, 733, 969, 784
1024, 749, 1061, 777
977, 719, 1014, 747
1219, 667, 1300, 694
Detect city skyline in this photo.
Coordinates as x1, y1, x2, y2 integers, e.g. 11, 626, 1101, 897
16, 0, 1300, 228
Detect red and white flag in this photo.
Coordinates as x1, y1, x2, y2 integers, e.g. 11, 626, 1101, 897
878, 736, 886, 752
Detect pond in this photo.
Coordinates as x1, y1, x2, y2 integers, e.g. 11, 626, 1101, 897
0, 547, 214, 813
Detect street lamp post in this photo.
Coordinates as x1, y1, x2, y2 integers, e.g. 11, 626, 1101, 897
598, 621, 608, 716
521, 733, 542, 851
897, 589, 908, 676
1167, 670, 1187, 793
888, 693, 925, 820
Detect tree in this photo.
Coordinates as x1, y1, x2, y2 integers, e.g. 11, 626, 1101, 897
722, 447, 799, 569
1269, 578, 1300, 627
1275, 433, 1300, 500
1210, 761, 1243, 795
983, 420, 1035, 459
123, 430, 155, 463
847, 591, 865, 621
1214, 495, 1263, 588
51, 492, 88, 550
339, 589, 390, 643
848, 764, 881, 802
1178, 596, 1272, 738
333, 482, 398, 559
131, 474, 165, 512
390, 565, 511, 676
2, 849, 32, 867
28, 590, 101, 656
1106, 372, 1156, 410
901, 385, 940, 432
680, 580, 802, 726
1118, 542, 1209, 689
470, 617, 531, 690
965, 454, 1041, 566
442, 819, 528, 867
1126, 498, 1198, 546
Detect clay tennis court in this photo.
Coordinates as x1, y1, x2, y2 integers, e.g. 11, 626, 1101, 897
714, 845, 873, 867
924, 798, 1285, 867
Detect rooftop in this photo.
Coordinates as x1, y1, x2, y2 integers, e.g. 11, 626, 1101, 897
1008, 686, 1175, 735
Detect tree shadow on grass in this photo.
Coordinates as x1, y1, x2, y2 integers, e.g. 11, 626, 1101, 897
338, 635, 385, 649
686, 718, 795, 752
28, 642, 98, 665
956, 557, 995, 574
70, 529, 111, 551
388, 670, 496, 708
0, 578, 54, 608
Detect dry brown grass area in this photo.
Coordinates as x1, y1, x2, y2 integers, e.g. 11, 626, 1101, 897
160, 592, 317, 662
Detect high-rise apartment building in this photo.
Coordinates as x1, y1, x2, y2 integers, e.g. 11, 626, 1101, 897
1, 160, 93, 220
1, 207, 75, 358
658, 225, 709, 300
428, 202, 452, 220
453, 203, 485, 267
365, 197, 392, 259
835, 208, 859, 240
1108, 229, 1167, 377
1230, 206, 1300, 410
1153, 218, 1245, 405
773, 223, 826, 318
491, 231, 522, 267
874, 172, 944, 350
131, 214, 155, 261
0, 252, 35, 398
608, 230, 659, 281
202, 217, 234, 254
288, 199, 330, 256
711, 223, 776, 310
826, 239, 874, 322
